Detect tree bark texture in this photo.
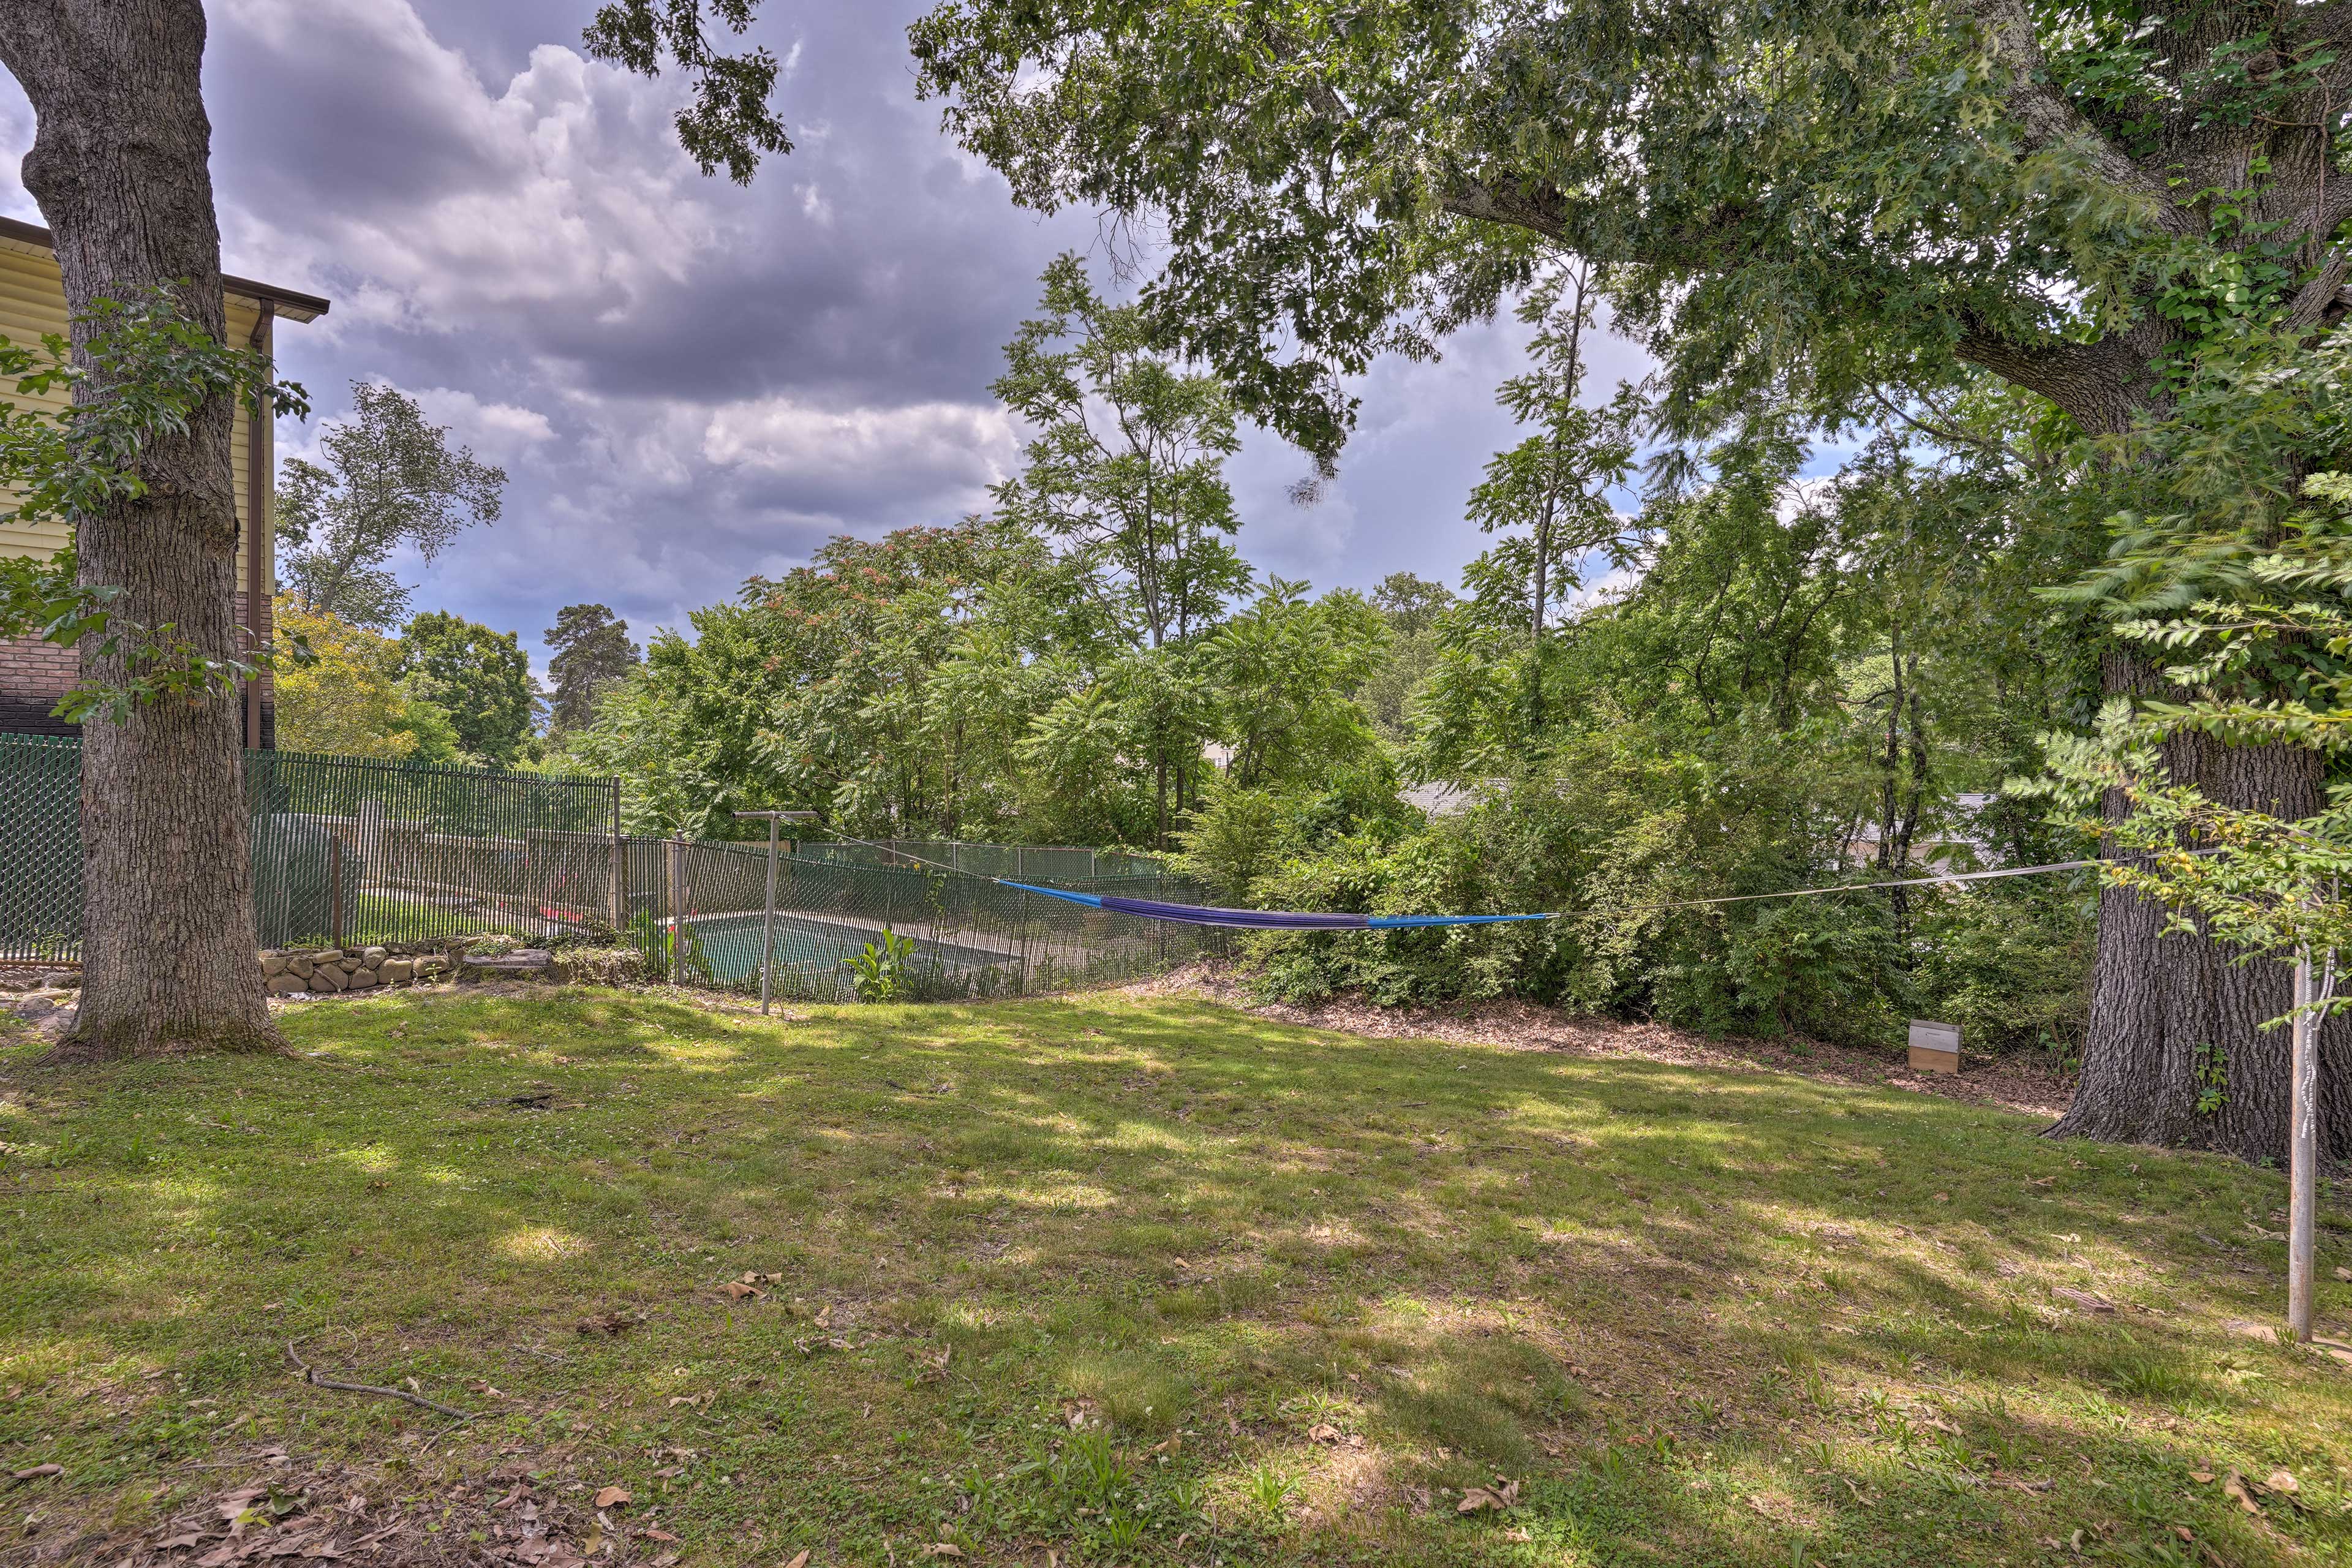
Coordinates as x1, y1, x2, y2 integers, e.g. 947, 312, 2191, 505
0, 0, 277, 1055
2051, 653, 2352, 1161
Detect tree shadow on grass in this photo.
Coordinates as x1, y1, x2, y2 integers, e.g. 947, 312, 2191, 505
1, 989, 2345, 1566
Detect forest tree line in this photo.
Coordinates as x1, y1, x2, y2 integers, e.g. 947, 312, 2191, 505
511, 257, 2108, 1060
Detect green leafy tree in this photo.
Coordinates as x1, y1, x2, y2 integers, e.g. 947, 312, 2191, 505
276, 382, 506, 631
990, 255, 1255, 843
560, 521, 1077, 840
911, 0, 2352, 1153
1204, 581, 1389, 793
271, 600, 461, 764
0, 0, 786, 1058
398, 611, 540, 768
544, 603, 641, 732
1461, 263, 1642, 726
1356, 571, 1457, 743
0, 287, 310, 1056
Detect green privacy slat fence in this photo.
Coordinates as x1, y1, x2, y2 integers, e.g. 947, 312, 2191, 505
0, 734, 79, 964
1, 734, 1223, 998
243, 749, 622, 951
0, 736, 625, 960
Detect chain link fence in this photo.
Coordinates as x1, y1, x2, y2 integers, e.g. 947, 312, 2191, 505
1, 735, 1223, 998
644, 839, 1221, 1001
786, 838, 1166, 880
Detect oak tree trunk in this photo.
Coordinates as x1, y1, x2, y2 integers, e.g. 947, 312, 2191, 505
0, 0, 278, 1057
2051, 654, 2352, 1161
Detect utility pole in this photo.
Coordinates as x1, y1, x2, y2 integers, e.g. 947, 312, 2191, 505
735, 810, 816, 1015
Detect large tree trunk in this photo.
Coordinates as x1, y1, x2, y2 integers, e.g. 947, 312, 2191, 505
0, 0, 278, 1057
2052, 654, 2352, 1160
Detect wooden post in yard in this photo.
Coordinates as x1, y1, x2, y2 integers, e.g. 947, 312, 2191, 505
2290, 948, 2318, 1343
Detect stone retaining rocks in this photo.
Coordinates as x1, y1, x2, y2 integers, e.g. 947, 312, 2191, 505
260, 942, 451, 997
0, 969, 80, 992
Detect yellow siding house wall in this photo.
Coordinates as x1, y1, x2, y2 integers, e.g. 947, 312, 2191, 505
0, 219, 327, 744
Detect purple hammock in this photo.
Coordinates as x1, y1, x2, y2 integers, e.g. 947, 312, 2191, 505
998, 880, 1553, 930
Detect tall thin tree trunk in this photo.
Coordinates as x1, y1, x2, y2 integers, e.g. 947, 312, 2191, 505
1154, 745, 1167, 852
2053, 652, 2352, 1161
1529, 483, 1553, 733
0, 0, 277, 1057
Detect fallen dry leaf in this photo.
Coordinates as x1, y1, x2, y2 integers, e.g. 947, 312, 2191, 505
2336, 1267, 2352, 1283
1457, 1479, 1521, 1514
2052, 1287, 2117, 1314
2263, 1469, 2299, 1496
10, 1463, 62, 1481
2190, 1469, 2215, 1485
642, 1528, 680, 1543
782, 1554, 810, 1568
2222, 1471, 2260, 1515
722, 1282, 764, 1300
591, 1486, 630, 1509
1307, 1423, 1344, 1444
923, 1547, 966, 1561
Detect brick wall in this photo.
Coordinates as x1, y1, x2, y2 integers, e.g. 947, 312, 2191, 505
0, 590, 275, 746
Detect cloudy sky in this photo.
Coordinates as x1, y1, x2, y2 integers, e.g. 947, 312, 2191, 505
0, 0, 1654, 669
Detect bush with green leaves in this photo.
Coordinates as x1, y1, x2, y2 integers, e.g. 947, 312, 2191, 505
851, 927, 917, 1003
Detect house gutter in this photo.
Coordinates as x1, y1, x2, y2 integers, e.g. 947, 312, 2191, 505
244, 302, 274, 750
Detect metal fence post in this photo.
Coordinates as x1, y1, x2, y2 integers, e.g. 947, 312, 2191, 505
759, 815, 780, 1013
666, 837, 683, 929
329, 838, 344, 949
609, 782, 625, 935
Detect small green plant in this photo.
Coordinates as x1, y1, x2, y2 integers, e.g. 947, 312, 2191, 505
1243, 1461, 1298, 1519
1087, 1503, 1148, 1556
2192, 1040, 2228, 1115
851, 926, 916, 1002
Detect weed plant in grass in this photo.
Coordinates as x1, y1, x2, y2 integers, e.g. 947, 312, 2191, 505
1, 990, 2349, 1566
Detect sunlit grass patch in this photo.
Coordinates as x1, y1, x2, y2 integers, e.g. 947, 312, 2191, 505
1, 988, 2349, 1566
497, 1224, 591, 1262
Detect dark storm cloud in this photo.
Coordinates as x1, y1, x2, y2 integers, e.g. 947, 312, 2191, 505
0, 0, 1642, 666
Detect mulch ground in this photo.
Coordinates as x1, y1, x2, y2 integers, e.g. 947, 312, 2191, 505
1138, 962, 2076, 1120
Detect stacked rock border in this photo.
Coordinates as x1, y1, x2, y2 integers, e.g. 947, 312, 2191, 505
262, 943, 452, 997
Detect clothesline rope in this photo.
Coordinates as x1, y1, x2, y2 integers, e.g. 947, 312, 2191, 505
792, 824, 2193, 932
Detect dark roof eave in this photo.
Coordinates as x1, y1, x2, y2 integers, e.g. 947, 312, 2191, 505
0, 214, 331, 322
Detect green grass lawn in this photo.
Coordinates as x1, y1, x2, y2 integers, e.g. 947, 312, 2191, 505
2, 988, 2348, 1568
